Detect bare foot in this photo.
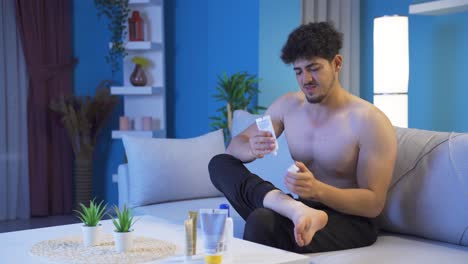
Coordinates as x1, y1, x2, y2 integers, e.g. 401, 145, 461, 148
292, 205, 328, 247
263, 190, 328, 247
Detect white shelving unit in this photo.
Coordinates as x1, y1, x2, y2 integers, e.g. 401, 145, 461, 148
111, 0, 166, 139
109, 41, 163, 50
112, 130, 166, 139
409, 0, 468, 15
130, 0, 161, 4
111, 86, 163, 95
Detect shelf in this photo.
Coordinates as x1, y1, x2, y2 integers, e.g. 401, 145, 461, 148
129, 0, 162, 5
409, 0, 468, 15
113, 0, 166, 182
111, 86, 163, 95
126, 41, 162, 50
108, 41, 163, 51
112, 130, 166, 139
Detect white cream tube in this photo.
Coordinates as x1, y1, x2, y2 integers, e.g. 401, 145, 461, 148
256, 115, 278, 155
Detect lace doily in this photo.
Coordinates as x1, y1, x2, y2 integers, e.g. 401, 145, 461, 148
30, 234, 177, 264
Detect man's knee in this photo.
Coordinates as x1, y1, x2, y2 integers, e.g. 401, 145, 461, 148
243, 208, 279, 246
208, 153, 237, 186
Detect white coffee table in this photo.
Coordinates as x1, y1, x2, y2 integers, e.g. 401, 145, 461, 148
0, 215, 309, 264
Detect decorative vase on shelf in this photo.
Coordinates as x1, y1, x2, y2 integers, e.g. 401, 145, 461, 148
130, 56, 150, 87
130, 64, 147, 86
128, 11, 144, 41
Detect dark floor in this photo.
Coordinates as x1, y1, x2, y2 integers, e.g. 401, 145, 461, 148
0, 214, 81, 233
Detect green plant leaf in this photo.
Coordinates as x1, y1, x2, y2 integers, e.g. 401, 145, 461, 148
209, 116, 222, 121
74, 198, 107, 226
209, 71, 262, 143
110, 204, 135, 232
94, 0, 130, 74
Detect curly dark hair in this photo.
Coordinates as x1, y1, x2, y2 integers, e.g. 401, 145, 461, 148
281, 21, 343, 64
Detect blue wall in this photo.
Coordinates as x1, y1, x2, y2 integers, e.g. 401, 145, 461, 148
361, 0, 468, 132
170, 0, 259, 138
258, 0, 301, 107
73, 0, 259, 204
73, 0, 124, 206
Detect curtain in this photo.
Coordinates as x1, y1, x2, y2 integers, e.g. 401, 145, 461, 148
15, 0, 75, 216
302, 0, 360, 96
0, 0, 30, 221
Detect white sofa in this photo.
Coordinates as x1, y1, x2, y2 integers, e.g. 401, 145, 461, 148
118, 110, 468, 263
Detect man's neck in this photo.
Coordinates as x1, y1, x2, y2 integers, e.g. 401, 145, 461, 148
305, 83, 348, 118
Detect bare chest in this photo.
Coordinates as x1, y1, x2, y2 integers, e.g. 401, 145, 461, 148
284, 114, 359, 187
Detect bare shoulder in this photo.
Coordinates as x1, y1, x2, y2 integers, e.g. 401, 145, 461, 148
347, 95, 397, 150
266, 91, 304, 118
261, 92, 303, 138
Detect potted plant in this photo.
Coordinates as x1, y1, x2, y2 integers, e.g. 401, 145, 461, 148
130, 56, 150, 86
75, 199, 107, 247
110, 205, 137, 252
209, 71, 266, 143
94, 0, 131, 75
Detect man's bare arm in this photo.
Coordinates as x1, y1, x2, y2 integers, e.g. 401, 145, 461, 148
225, 124, 263, 163
226, 97, 286, 163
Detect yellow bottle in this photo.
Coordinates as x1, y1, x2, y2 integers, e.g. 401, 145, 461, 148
205, 254, 222, 264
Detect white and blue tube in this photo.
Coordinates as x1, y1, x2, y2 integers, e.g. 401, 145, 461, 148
199, 209, 227, 264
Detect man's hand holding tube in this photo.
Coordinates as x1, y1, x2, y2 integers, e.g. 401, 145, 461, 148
285, 161, 320, 199
248, 131, 276, 159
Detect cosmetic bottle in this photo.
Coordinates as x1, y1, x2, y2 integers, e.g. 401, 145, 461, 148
219, 204, 234, 263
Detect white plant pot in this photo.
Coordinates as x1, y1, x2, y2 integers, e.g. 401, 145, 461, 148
113, 230, 134, 253
81, 224, 102, 247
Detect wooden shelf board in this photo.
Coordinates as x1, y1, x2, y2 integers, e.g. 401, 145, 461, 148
409, 0, 468, 15
129, 0, 162, 5
112, 130, 166, 139
108, 41, 162, 51
110, 86, 163, 95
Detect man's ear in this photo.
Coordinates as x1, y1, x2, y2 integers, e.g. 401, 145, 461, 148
333, 55, 343, 72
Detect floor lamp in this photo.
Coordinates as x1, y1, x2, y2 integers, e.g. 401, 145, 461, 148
373, 15, 409, 128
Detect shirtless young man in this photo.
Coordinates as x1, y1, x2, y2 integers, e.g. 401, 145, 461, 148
209, 22, 397, 253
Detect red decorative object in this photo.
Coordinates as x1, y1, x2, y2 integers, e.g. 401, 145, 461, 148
128, 11, 144, 41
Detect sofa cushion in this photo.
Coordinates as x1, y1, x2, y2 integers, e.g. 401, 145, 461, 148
122, 129, 224, 208
378, 127, 468, 246
231, 110, 294, 194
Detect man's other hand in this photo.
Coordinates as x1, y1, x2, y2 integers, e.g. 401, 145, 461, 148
285, 161, 319, 199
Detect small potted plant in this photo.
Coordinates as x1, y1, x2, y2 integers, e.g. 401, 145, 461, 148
75, 199, 107, 247
130, 56, 150, 86
111, 204, 137, 252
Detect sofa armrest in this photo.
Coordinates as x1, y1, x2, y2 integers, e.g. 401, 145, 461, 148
117, 163, 129, 210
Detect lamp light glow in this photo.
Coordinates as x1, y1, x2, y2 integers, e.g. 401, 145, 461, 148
373, 15, 409, 127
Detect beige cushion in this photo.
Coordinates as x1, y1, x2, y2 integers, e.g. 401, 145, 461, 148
122, 129, 224, 208
378, 127, 468, 246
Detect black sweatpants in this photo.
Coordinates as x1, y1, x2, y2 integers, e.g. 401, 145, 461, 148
208, 154, 378, 253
